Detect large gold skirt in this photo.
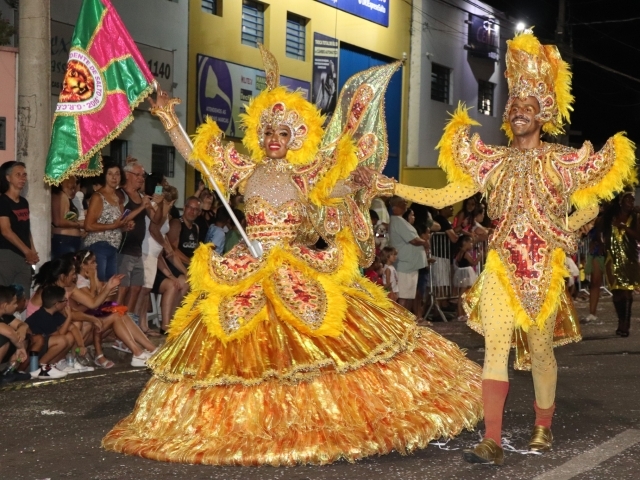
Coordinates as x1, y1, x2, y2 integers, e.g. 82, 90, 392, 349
103, 294, 482, 466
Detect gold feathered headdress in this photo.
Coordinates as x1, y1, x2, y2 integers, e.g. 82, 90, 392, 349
240, 44, 325, 165
502, 31, 574, 140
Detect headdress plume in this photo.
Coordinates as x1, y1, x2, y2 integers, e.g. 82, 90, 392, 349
240, 44, 324, 165
502, 30, 574, 141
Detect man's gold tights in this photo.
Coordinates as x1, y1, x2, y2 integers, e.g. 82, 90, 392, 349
479, 270, 557, 409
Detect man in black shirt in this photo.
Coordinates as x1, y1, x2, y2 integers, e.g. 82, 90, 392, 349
117, 161, 163, 320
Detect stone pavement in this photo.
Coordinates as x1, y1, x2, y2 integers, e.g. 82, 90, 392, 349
1, 293, 639, 479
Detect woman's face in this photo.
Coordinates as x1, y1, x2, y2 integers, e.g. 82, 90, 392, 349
15, 297, 26, 314
60, 267, 78, 287
6, 165, 27, 191
465, 198, 476, 213
82, 256, 97, 274
105, 167, 121, 189
263, 125, 291, 160
201, 193, 213, 210
407, 210, 415, 224
61, 176, 78, 197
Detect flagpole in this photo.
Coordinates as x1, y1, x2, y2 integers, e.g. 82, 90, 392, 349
176, 125, 264, 259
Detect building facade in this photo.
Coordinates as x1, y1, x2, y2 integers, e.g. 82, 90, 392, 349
405, 0, 510, 189
186, 0, 411, 192
0, 0, 188, 204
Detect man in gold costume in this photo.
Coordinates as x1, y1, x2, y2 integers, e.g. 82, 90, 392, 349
372, 32, 637, 464
102, 46, 484, 466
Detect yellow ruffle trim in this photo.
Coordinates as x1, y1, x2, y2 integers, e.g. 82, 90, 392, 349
308, 134, 358, 207
436, 103, 480, 188
571, 133, 637, 209
103, 326, 482, 466
484, 249, 568, 331
169, 229, 391, 344
151, 295, 415, 387
240, 86, 325, 166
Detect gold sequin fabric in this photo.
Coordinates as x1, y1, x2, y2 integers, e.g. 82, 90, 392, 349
453, 130, 619, 326
103, 296, 482, 465
103, 146, 483, 465
464, 266, 581, 371
605, 216, 640, 290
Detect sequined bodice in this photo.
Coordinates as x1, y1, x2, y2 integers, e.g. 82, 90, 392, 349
484, 146, 576, 317
487, 146, 576, 256
244, 160, 304, 245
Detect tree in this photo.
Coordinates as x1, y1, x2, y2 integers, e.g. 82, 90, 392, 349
0, 11, 16, 46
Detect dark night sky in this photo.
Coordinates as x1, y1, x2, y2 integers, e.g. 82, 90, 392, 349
480, 0, 640, 148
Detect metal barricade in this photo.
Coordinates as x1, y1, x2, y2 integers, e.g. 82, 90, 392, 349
423, 232, 488, 322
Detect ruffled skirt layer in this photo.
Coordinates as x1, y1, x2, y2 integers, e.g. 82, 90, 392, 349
103, 294, 483, 465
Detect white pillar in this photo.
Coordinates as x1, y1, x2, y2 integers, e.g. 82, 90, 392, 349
17, 0, 51, 265
406, 0, 425, 168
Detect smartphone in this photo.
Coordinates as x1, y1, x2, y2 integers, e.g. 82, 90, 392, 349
154, 185, 164, 195
121, 209, 131, 219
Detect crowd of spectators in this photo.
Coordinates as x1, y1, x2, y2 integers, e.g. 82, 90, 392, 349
0, 158, 240, 385
1, 156, 637, 384
365, 192, 494, 323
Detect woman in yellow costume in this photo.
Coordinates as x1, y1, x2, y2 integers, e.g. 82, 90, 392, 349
102, 46, 483, 466
369, 32, 636, 465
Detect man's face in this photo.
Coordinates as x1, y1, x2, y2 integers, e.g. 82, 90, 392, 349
126, 166, 146, 190
0, 296, 18, 316
183, 200, 202, 222
508, 96, 543, 138
442, 205, 454, 218
392, 199, 408, 215
621, 194, 635, 211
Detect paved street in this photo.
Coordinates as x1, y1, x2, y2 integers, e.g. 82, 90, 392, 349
2, 294, 640, 480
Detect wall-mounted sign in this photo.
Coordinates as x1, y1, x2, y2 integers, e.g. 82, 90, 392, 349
312, 32, 339, 121
196, 54, 310, 138
316, 0, 389, 28
51, 21, 174, 109
465, 14, 499, 62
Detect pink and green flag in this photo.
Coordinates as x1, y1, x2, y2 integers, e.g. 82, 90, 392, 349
45, 0, 154, 185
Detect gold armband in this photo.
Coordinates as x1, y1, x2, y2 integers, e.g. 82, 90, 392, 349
150, 97, 182, 132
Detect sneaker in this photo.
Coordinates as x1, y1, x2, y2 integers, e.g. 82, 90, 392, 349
581, 314, 597, 324
112, 340, 132, 354
37, 364, 68, 379
0, 372, 31, 385
130, 355, 147, 368
71, 360, 94, 373
141, 348, 159, 359
55, 359, 69, 371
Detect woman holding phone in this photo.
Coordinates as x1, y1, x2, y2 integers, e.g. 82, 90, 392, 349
82, 162, 142, 281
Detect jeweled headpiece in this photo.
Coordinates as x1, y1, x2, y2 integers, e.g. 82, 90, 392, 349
240, 44, 324, 165
502, 31, 574, 140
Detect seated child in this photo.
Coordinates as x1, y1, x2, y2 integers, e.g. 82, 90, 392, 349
26, 285, 83, 379
0, 285, 29, 382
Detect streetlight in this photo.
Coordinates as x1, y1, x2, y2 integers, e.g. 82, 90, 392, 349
516, 22, 526, 32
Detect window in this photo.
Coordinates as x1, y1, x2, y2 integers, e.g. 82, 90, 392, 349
286, 13, 306, 61
110, 139, 128, 166
431, 64, 450, 103
152, 144, 176, 178
478, 80, 495, 116
0, 117, 5, 150
202, 0, 221, 16
241, 0, 264, 48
